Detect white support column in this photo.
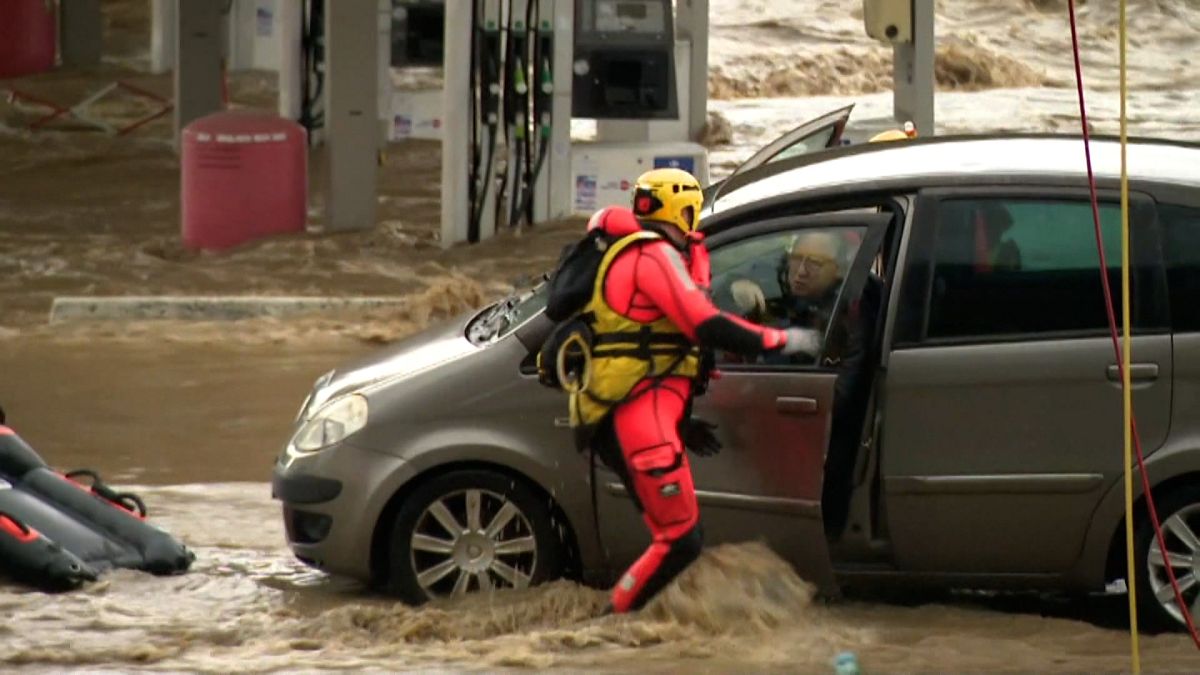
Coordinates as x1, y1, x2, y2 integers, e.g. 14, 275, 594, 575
325, 0, 379, 232
226, 0, 258, 71
277, 0, 304, 122
547, 0, 574, 221
675, 0, 708, 143
150, 0, 178, 74
893, 0, 934, 136
440, 0, 473, 246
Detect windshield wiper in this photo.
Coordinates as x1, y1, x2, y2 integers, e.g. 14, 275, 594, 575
471, 275, 549, 342
493, 292, 528, 335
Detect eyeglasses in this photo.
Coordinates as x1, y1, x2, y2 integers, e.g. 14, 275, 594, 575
789, 253, 835, 274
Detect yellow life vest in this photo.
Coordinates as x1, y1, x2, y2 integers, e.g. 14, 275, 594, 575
568, 231, 701, 430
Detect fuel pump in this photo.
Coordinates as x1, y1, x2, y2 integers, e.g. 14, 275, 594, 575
442, 0, 712, 245
515, 0, 554, 226
572, 0, 678, 121
565, 0, 709, 214
500, 0, 531, 230
299, 0, 326, 146
469, 0, 504, 242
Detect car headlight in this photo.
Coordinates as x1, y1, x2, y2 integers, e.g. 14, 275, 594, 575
291, 394, 369, 452
296, 370, 335, 422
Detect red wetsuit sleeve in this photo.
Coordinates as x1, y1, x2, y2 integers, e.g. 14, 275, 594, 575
631, 241, 788, 356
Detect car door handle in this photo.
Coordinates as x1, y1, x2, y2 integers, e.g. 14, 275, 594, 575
1106, 363, 1159, 382
776, 396, 818, 416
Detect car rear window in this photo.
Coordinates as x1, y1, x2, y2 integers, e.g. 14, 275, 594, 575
1160, 204, 1200, 333
916, 197, 1165, 342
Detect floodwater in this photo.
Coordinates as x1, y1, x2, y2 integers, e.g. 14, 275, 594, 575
1, 338, 1197, 673
2, 0, 1199, 671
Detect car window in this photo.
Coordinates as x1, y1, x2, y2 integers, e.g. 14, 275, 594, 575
709, 225, 867, 366
920, 197, 1162, 341
1160, 204, 1200, 333
769, 126, 837, 164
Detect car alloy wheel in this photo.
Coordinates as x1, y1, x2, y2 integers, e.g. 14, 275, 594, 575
410, 488, 537, 598
386, 469, 563, 604
1145, 502, 1200, 627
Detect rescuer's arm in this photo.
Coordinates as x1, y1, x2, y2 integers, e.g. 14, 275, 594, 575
633, 242, 819, 358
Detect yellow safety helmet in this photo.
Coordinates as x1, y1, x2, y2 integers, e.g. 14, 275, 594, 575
631, 167, 704, 234
869, 121, 918, 143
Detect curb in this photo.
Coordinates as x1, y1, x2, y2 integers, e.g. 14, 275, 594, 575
48, 296, 413, 323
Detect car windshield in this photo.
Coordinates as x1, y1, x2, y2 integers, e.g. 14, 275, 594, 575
465, 278, 550, 344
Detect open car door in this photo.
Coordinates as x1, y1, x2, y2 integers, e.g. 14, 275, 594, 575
594, 208, 889, 595
702, 104, 855, 211
731, 104, 854, 174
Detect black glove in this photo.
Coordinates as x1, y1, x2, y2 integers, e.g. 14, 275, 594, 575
680, 418, 722, 458
693, 349, 717, 397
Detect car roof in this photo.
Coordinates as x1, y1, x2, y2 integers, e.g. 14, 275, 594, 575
707, 134, 1200, 216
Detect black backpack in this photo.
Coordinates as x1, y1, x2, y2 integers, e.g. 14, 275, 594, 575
544, 228, 615, 323
535, 229, 621, 391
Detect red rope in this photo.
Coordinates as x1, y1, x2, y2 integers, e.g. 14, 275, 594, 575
1067, 0, 1200, 646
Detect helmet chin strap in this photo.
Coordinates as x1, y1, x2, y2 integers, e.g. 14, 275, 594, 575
639, 218, 688, 248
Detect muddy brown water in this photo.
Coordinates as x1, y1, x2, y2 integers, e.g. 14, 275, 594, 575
2, 0, 1199, 669
1, 337, 1196, 673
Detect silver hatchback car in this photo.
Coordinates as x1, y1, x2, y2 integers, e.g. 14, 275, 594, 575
273, 128, 1200, 630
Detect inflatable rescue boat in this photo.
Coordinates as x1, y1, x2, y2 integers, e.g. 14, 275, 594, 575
0, 421, 194, 590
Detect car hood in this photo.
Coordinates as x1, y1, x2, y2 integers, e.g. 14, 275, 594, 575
300, 310, 480, 420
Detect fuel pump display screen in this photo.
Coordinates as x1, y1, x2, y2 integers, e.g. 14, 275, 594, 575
592, 1, 666, 34
573, 0, 678, 119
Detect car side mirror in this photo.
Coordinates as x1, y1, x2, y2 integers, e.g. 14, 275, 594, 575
514, 312, 554, 351
519, 351, 540, 376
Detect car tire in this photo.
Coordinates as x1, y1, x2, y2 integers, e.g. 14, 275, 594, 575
1134, 484, 1200, 632
385, 469, 564, 605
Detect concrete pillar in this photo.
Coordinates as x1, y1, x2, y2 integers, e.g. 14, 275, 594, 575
439, 0, 472, 246
174, 0, 224, 144
675, 0, 708, 143
893, 0, 935, 136
277, 0, 303, 122
151, 0, 177, 74
227, 0, 255, 70
60, 0, 104, 67
547, 0, 575, 221
324, 0, 379, 232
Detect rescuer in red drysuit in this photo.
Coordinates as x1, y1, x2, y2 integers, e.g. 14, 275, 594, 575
577, 168, 818, 614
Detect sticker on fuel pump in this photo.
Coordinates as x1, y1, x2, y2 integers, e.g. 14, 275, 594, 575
653, 156, 695, 174
393, 115, 412, 138
575, 174, 597, 211
256, 7, 274, 37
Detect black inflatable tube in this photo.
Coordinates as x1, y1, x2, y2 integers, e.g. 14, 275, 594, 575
0, 426, 195, 588
0, 509, 97, 591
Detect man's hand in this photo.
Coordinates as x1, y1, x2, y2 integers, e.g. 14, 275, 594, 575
680, 418, 722, 457
730, 279, 767, 316
781, 327, 821, 357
